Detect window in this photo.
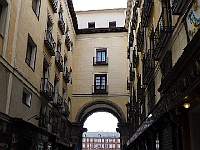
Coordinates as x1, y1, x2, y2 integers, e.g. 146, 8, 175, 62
109, 144, 112, 148
0, 1, 8, 36
94, 48, 108, 65
82, 144, 85, 148
88, 22, 95, 28
32, 0, 41, 18
90, 138, 93, 142
22, 88, 32, 107
94, 74, 107, 94
25, 34, 37, 70
118, 144, 120, 148
109, 21, 116, 28
102, 144, 104, 148
0, 3, 2, 19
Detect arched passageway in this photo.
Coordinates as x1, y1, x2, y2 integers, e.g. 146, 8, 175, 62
71, 99, 129, 150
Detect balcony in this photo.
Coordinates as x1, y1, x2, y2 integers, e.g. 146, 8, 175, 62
58, 14, 65, 35
39, 114, 48, 129
62, 102, 70, 117
40, 78, 54, 101
52, 121, 58, 134
131, 5, 138, 30
127, 77, 130, 90
136, 23, 144, 52
141, 0, 154, 27
49, 0, 58, 13
171, 0, 187, 15
130, 69, 135, 81
55, 51, 63, 72
129, 30, 134, 48
63, 68, 70, 83
44, 30, 56, 56
65, 34, 71, 51
93, 85, 108, 94
132, 47, 139, 68
147, 80, 155, 113
142, 49, 155, 85
127, 46, 130, 59
93, 57, 108, 65
53, 92, 63, 108
153, 8, 173, 60
160, 51, 172, 83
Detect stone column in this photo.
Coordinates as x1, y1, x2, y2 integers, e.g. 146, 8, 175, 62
71, 123, 87, 150
117, 122, 130, 150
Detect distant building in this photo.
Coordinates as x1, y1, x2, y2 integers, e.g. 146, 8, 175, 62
82, 132, 120, 150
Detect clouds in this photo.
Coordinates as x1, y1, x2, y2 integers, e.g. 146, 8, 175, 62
72, 0, 127, 11
83, 112, 118, 132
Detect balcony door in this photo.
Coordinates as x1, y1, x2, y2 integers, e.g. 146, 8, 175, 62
96, 49, 106, 63
94, 74, 107, 94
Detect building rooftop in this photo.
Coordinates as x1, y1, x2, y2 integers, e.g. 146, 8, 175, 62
83, 132, 120, 138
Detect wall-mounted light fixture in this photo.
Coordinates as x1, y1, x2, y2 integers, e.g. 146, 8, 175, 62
183, 96, 190, 109
183, 102, 190, 109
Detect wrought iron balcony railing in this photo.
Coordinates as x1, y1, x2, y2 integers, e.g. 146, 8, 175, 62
49, 0, 58, 13
93, 85, 108, 94
140, 97, 146, 123
53, 92, 63, 108
52, 121, 58, 134
44, 30, 56, 56
131, 5, 138, 30
40, 78, 54, 101
65, 34, 71, 51
171, 0, 187, 15
39, 114, 48, 128
129, 30, 134, 47
141, 0, 154, 27
63, 68, 70, 83
153, 8, 173, 60
132, 47, 139, 68
127, 77, 130, 90
160, 51, 172, 83
61, 102, 70, 117
58, 14, 65, 35
127, 46, 130, 59
142, 49, 155, 85
93, 57, 108, 65
137, 23, 144, 52
55, 51, 63, 72
147, 80, 155, 113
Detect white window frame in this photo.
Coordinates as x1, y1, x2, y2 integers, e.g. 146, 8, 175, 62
22, 88, 32, 107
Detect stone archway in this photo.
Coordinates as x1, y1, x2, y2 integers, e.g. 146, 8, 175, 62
71, 99, 130, 150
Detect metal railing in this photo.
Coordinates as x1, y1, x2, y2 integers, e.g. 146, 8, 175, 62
93, 57, 108, 65
40, 78, 54, 100
44, 30, 56, 56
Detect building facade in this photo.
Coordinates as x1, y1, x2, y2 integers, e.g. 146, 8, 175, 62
0, 0, 75, 149
125, 0, 200, 150
71, 8, 129, 149
82, 132, 120, 150
0, 1, 129, 150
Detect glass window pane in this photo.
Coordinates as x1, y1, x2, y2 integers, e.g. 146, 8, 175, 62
102, 51, 106, 61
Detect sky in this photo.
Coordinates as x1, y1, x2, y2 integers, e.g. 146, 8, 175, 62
72, 0, 127, 11
83, 112, 118, 132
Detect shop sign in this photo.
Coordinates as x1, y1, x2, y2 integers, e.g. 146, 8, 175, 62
186, 0, 200, 41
